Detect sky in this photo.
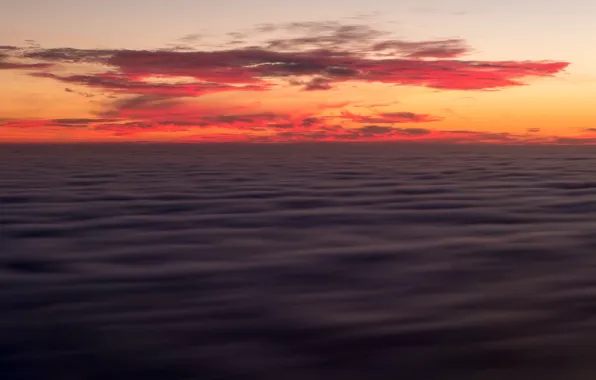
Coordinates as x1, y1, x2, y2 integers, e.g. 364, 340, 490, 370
1, 0, 595, 143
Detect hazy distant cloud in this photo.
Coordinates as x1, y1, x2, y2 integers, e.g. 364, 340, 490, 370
396, 127, 434, 136
410, 7, 468, 16
0, 119, 49, 128
359, 125, 394, 135
1, 117, 123, 129
179, 33, 203, 43
64, 88, 94, 98
98, 94, 185, 118
262, 22, 388, 52
266, 126, 529, 143
50, 118, 118, 125
257, 20, 386, 36
4, 111, 596, 144
342, 111, 442, 124
555, 137, 596, 145
200, 112, 284, 125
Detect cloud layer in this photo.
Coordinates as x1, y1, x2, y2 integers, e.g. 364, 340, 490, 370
4, 144, 596, 378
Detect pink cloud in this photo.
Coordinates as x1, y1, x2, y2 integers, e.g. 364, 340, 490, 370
16, 21, 568, 93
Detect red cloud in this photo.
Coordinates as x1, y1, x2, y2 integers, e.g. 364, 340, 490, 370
17, 21, 568, 94
355, 59, 569, 90
27, 48, 568, 91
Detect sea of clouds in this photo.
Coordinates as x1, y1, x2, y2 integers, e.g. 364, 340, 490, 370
2, 143, 596, 379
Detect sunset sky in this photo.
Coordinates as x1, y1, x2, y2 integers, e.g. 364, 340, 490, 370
1, 0, 595, 143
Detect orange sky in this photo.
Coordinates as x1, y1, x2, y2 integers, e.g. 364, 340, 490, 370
1, 1, 595, 144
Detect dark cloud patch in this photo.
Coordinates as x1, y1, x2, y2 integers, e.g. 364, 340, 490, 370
271, 124, 434, 141
384, 112, 424, 119
301, 117, 319, 127
357, 125, 432, 137
468, 131, 516, 143
304, 77, 332, 91
324, 66, 361, 77
200, 112, 283, 125
228, 32, 247, 40
342, 111, 442, 124
31, 72, 266, 96
359, 125, 394, 135
0, 62, 53, 70
268, 123, 295, 129
0, 119, 50, 128
92, 122, 155, 136
100, 111, 293, 130
24, 47, 117, 64
97, 95, 183, 118
64, 88, 95, 98
396, 127, 433, 136
86, 121, 190, 136
258, 21, 387, 39
277, 130, 334, 140
527, 128, 541, 133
